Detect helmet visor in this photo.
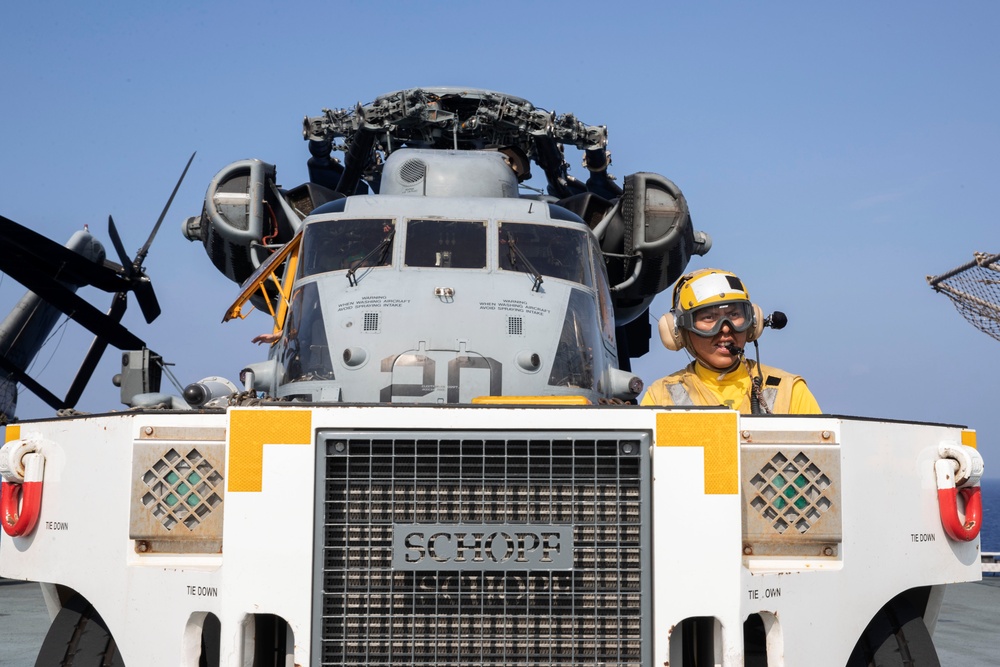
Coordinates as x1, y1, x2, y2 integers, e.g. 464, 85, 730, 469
679, 301, 753, 337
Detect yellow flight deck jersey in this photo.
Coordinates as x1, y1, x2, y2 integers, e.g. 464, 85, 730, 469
640, 361, 821, 415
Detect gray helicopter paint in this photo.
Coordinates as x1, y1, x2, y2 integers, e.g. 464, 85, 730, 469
379, 149, 519, 199
263, 172, 624, 404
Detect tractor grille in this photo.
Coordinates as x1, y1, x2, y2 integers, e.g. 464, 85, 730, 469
313, 431, 650, 666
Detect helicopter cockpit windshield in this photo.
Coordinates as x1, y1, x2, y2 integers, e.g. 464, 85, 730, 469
498, 223, 593, 287
278, 281, 333, 384
300, 219, 395, 277
404, 219, 487, 269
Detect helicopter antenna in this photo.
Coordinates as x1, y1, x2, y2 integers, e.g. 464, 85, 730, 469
927, 251, 1000, 342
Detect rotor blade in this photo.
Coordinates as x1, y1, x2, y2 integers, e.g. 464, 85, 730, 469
0, 354, 67, 410
63, 295, 129, 407
62, 335, 111, 408
107, 215, 135, 277
133, 280, 161, 324
119, 152, 196, 323
0, 215, 130, 292
0, 257, 144, 349
0, 296, 138, 412
136, 151, 196, 266
110, 213, 161, 321
0, 240, 133, 296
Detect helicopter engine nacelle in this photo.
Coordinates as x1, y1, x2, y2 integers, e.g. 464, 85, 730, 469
182, 159, 279, 286
593, 172, 711, 324
182, 159, 343, 288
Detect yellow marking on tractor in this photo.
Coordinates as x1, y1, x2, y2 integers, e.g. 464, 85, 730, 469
962, 429, 977, 449
655, 411, 739, 494
228, 409, 312, 492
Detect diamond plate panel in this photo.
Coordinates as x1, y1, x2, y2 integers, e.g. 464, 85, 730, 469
742, 444, 841, 557
130, 441, 225, 551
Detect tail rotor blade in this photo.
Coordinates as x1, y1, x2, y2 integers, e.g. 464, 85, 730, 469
134, 281, 161, 323
107, 215, 134, 276
136, 151, 196, 266
103, 151, 193, 323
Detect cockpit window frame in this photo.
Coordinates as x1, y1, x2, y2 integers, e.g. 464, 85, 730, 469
403, 218, 489, 270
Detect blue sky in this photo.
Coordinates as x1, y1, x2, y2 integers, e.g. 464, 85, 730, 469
1, 2, 998, 476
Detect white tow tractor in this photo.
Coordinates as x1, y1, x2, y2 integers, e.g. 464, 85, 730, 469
0, 406, 985, 666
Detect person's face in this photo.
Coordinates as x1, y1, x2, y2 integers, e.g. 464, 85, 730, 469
688, 319, 747, 371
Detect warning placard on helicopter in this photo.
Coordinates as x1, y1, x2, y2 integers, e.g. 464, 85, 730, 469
337, 295, 411, 312
478, 299, 549, 316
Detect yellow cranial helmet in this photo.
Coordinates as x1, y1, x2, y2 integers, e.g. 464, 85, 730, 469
673, 268, 751, 312
658, 268, 763, 351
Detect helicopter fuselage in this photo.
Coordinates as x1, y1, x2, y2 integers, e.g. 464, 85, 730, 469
263, 191, 624, 405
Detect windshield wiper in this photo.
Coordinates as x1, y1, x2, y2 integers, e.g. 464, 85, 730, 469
505, 231, 544, 292
346, 227, 395, 287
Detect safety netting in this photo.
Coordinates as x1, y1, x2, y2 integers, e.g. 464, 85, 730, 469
928, 252, 1000, 342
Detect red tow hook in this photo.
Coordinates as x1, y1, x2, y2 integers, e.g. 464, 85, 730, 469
0, 438, 45, 538
934, 442, 985, 543
2, 477, 43, 537
936, 484, 982, 542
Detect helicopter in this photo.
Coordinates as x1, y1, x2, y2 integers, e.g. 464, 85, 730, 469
0, 155, 194, 422
180, 87, 711, 407
0, 88, 709, 415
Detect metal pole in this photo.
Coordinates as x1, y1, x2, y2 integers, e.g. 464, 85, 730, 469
927, 251, 1000, 287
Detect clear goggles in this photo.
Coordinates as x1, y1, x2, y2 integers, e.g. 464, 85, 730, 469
677, 301, 753, 337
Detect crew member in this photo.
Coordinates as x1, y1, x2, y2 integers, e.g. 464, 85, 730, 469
641, 268, 821, 414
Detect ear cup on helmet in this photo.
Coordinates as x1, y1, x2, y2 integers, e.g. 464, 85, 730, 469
658, 313, 686, 351
746, 303, 764, 342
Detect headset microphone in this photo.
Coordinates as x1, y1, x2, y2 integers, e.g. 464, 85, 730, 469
764, 311, 787, 330
723, 343, 744, 356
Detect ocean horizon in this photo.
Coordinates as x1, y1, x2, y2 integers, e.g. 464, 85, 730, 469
979, 476, 999, 554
